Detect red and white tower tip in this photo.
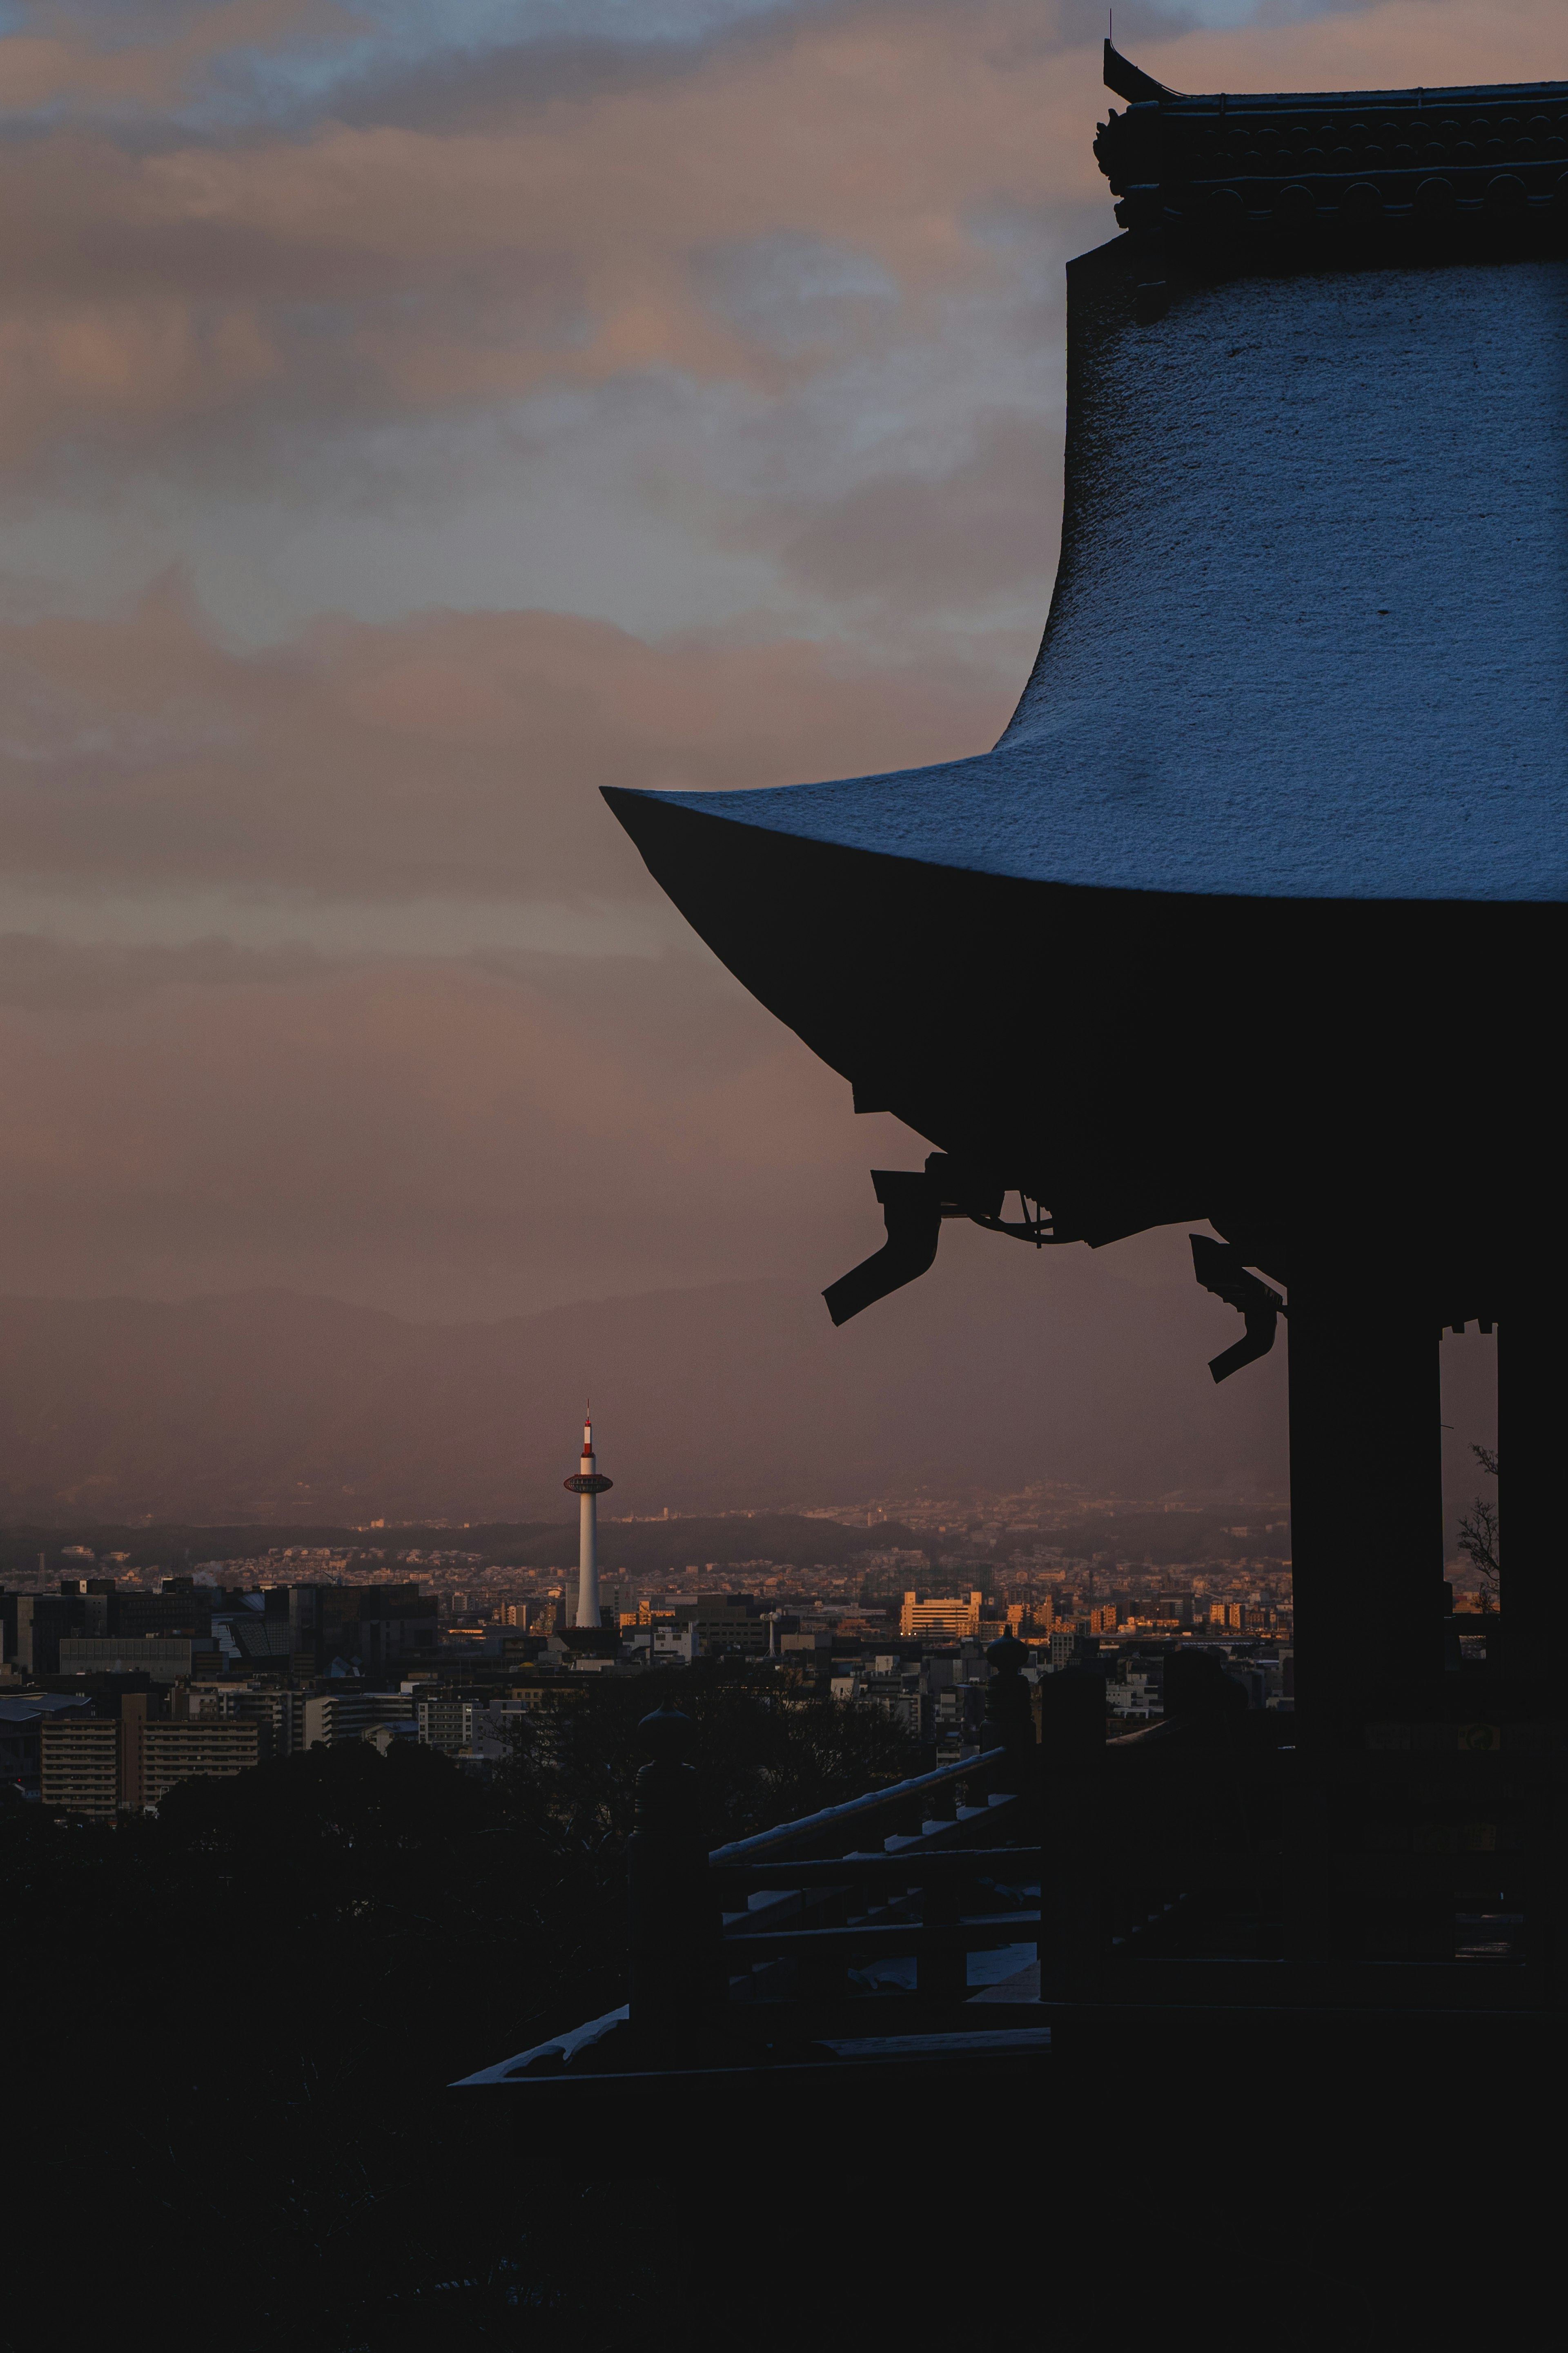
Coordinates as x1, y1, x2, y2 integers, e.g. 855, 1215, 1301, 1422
563, 1409, 613, 1628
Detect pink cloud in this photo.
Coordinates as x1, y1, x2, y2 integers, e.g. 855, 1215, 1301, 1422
0, 587, 1018, 1309
0, 1, 341, 113
0, 934, 933, 1314
1, 2, 1557, 460
0, 584, 1022, 892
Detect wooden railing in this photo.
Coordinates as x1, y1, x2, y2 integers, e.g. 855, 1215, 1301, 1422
456, 1646, 1567, 2087
626, 1708, 1041, 2038
457, 1652, 1046, 2083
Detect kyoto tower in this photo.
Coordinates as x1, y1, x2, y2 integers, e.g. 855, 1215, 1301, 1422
564, 1409, 613, 1628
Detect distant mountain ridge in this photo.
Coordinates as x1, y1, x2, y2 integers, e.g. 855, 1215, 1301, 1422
0, 1241, 1295, 1524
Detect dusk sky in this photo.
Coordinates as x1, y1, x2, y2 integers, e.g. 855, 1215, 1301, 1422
0, 0, 1550, 1340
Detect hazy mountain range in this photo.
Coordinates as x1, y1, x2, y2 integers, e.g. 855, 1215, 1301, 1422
0, 1231, 1493, 1530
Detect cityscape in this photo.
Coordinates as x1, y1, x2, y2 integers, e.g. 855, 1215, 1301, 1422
12, 1427, 1510, 1814
0, 0, 1551, 2342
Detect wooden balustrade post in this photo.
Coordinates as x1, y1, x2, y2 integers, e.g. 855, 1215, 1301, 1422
1037, 1668, 1106, 1998
980, 1632, 1038, 1803
626, 1705, 723, 2042
916, 1865, 968, 2003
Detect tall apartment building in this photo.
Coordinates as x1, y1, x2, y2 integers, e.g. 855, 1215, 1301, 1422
899, 1591, 984, 1641
188, 1682, 305, 1757
38, 1699, 263, 1812
140, 1719, 260, 1807
39, 1717, 120, 1817
418, 1696, 478, 1755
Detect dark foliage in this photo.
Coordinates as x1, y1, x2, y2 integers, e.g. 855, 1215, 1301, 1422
2, 1668, 913, 2349
1457, 1444, 1500, 1608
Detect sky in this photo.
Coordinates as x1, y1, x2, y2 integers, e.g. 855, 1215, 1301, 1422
0, 0, 1553, 1348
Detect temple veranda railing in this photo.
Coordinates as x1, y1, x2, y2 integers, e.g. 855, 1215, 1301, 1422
457, 1640, 1568, 2091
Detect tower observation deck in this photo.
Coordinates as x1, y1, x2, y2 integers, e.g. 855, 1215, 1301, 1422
607, 45, 1568, 1733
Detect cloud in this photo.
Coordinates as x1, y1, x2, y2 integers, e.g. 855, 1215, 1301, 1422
740, 406, 1063, 613
0, 930, 327, 1009
4, 0, 1530, 522
0, 0, 1553, 1342
0, 930, 943, 1315
0, 0, 1119, 466
1134, 0, 1568, 96
0, 586, 1017, 1314
0, 581, 1023, 896
0, 2, 335, 112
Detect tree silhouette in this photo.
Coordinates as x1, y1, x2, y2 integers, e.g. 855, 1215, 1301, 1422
1457, 1445, 1500, 1612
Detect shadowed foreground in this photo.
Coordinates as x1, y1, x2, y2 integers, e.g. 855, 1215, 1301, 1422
5, 1668, 1554, 2346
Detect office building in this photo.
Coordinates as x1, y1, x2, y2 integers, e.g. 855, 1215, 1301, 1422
899, 1591, 984, 1641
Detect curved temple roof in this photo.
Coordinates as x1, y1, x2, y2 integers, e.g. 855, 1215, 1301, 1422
604, 53, 1565, 1309
609, 49, 1568, 906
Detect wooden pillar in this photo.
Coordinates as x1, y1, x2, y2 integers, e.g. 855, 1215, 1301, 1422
1286, 1274, 1445, 1731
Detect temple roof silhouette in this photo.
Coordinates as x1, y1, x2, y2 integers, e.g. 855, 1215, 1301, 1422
605, 47, 1564, 1307
609, 47, 1568, 908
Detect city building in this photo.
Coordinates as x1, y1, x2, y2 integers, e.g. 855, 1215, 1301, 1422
1, 1693, 94, 1796
301, 1691, 415, 1749
418, 1696, 478, 1756
140, 1720, 261, 1808
286, 1584, 439, 1676
0, 1696, 42, 1792
416, 1696, 530, 1760
116, 1586, 215, 1639
58, 1638, 197, 1684
16, 1597, 69, 1677
187, 1682, 306, 1758
211, 1595, 294, 1668
39, 1717, 119, 1817
33, 1690, 262, 1812
899, 1592, 984, 1641
651, 1623, 699, 1664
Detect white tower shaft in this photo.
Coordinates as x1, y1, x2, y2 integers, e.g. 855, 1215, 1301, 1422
576, 1493, 599, 1628
571, 1413, 604, 1628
